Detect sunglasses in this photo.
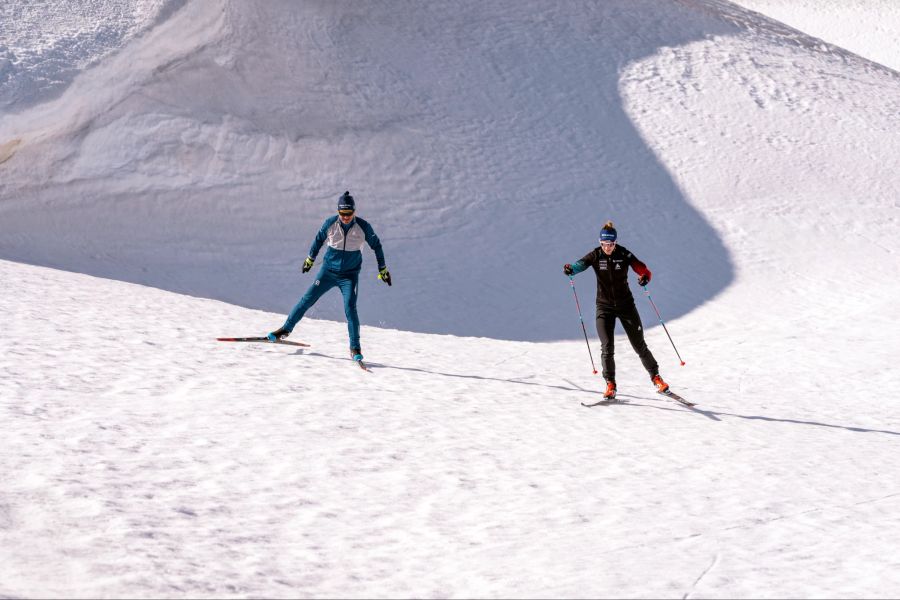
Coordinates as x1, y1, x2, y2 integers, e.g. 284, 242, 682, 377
600, 240, 617, 247
338, 210, 355, 217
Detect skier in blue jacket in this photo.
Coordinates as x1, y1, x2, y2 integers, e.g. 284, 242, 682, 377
268, 191, 391, 362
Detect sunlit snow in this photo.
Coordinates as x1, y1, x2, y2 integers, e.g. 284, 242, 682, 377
2, 1, 899, 597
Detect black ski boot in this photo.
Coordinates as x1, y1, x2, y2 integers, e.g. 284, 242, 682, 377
267, 327, 290, 342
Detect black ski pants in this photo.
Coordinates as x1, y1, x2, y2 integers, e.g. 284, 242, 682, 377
596, 302, 659, 383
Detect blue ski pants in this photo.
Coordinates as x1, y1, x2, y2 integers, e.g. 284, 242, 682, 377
283, 268, 360, 349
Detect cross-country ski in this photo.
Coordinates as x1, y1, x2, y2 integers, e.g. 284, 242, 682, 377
658, 389, 696, 407
216, 336, 309, 348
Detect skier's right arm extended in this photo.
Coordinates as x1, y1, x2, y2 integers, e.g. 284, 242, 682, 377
302, 219, 333, 272
563, 250, 596, 276
563, 261, 587, 276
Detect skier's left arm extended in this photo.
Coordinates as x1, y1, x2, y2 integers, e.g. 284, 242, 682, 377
359, 219, 391, 285
629, 254, 652, 286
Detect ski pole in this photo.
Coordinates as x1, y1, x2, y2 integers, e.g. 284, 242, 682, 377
642, 285, 686, 366
568, 276, 598, 374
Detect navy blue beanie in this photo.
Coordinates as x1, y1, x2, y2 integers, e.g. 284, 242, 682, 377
338, 191, 355, 212
599, 224, 617, 242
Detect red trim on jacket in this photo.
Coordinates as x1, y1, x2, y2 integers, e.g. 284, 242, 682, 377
630, 256, 651, 282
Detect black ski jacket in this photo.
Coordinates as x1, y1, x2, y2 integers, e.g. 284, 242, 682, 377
577, 244, 651, 309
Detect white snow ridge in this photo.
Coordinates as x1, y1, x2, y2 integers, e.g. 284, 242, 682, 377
2, 1, 900, 598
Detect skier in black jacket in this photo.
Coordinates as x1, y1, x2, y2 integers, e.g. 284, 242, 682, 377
564, 221, 669, 400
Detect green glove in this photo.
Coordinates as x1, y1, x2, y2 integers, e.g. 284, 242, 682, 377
378, 267, 392, 286
302, 256, 314, 273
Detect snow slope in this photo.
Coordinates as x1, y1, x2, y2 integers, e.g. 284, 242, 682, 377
2, 0, 900, 597
3, 258, 900, 598
732, 0, 900, 72
3, 0, 739, 341
0, 0, 185, 112
1, 1, 897, 342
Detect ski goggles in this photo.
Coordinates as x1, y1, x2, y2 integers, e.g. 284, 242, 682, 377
338, 209, 355, 217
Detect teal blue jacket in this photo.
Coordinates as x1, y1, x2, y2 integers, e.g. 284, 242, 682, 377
309, 215, 385, 274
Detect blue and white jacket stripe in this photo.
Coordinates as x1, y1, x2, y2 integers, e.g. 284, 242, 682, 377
309, 215, 385, 274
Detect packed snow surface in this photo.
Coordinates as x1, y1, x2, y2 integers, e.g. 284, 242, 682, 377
4, 257, 900, 598
732, 0, 900, 72
2, 0, 899, 598
0, 0, 182, 111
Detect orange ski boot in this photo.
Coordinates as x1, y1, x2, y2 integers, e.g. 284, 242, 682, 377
652, 374, 669, 393
603, 380, 617, 400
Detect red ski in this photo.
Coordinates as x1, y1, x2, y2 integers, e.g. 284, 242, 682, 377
217, 336, 309, 348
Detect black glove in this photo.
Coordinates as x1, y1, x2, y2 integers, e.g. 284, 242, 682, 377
637, 274, 649, 286
302, 257, 314, 273
378, 267, 392, 286
563, 263, 574, 276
